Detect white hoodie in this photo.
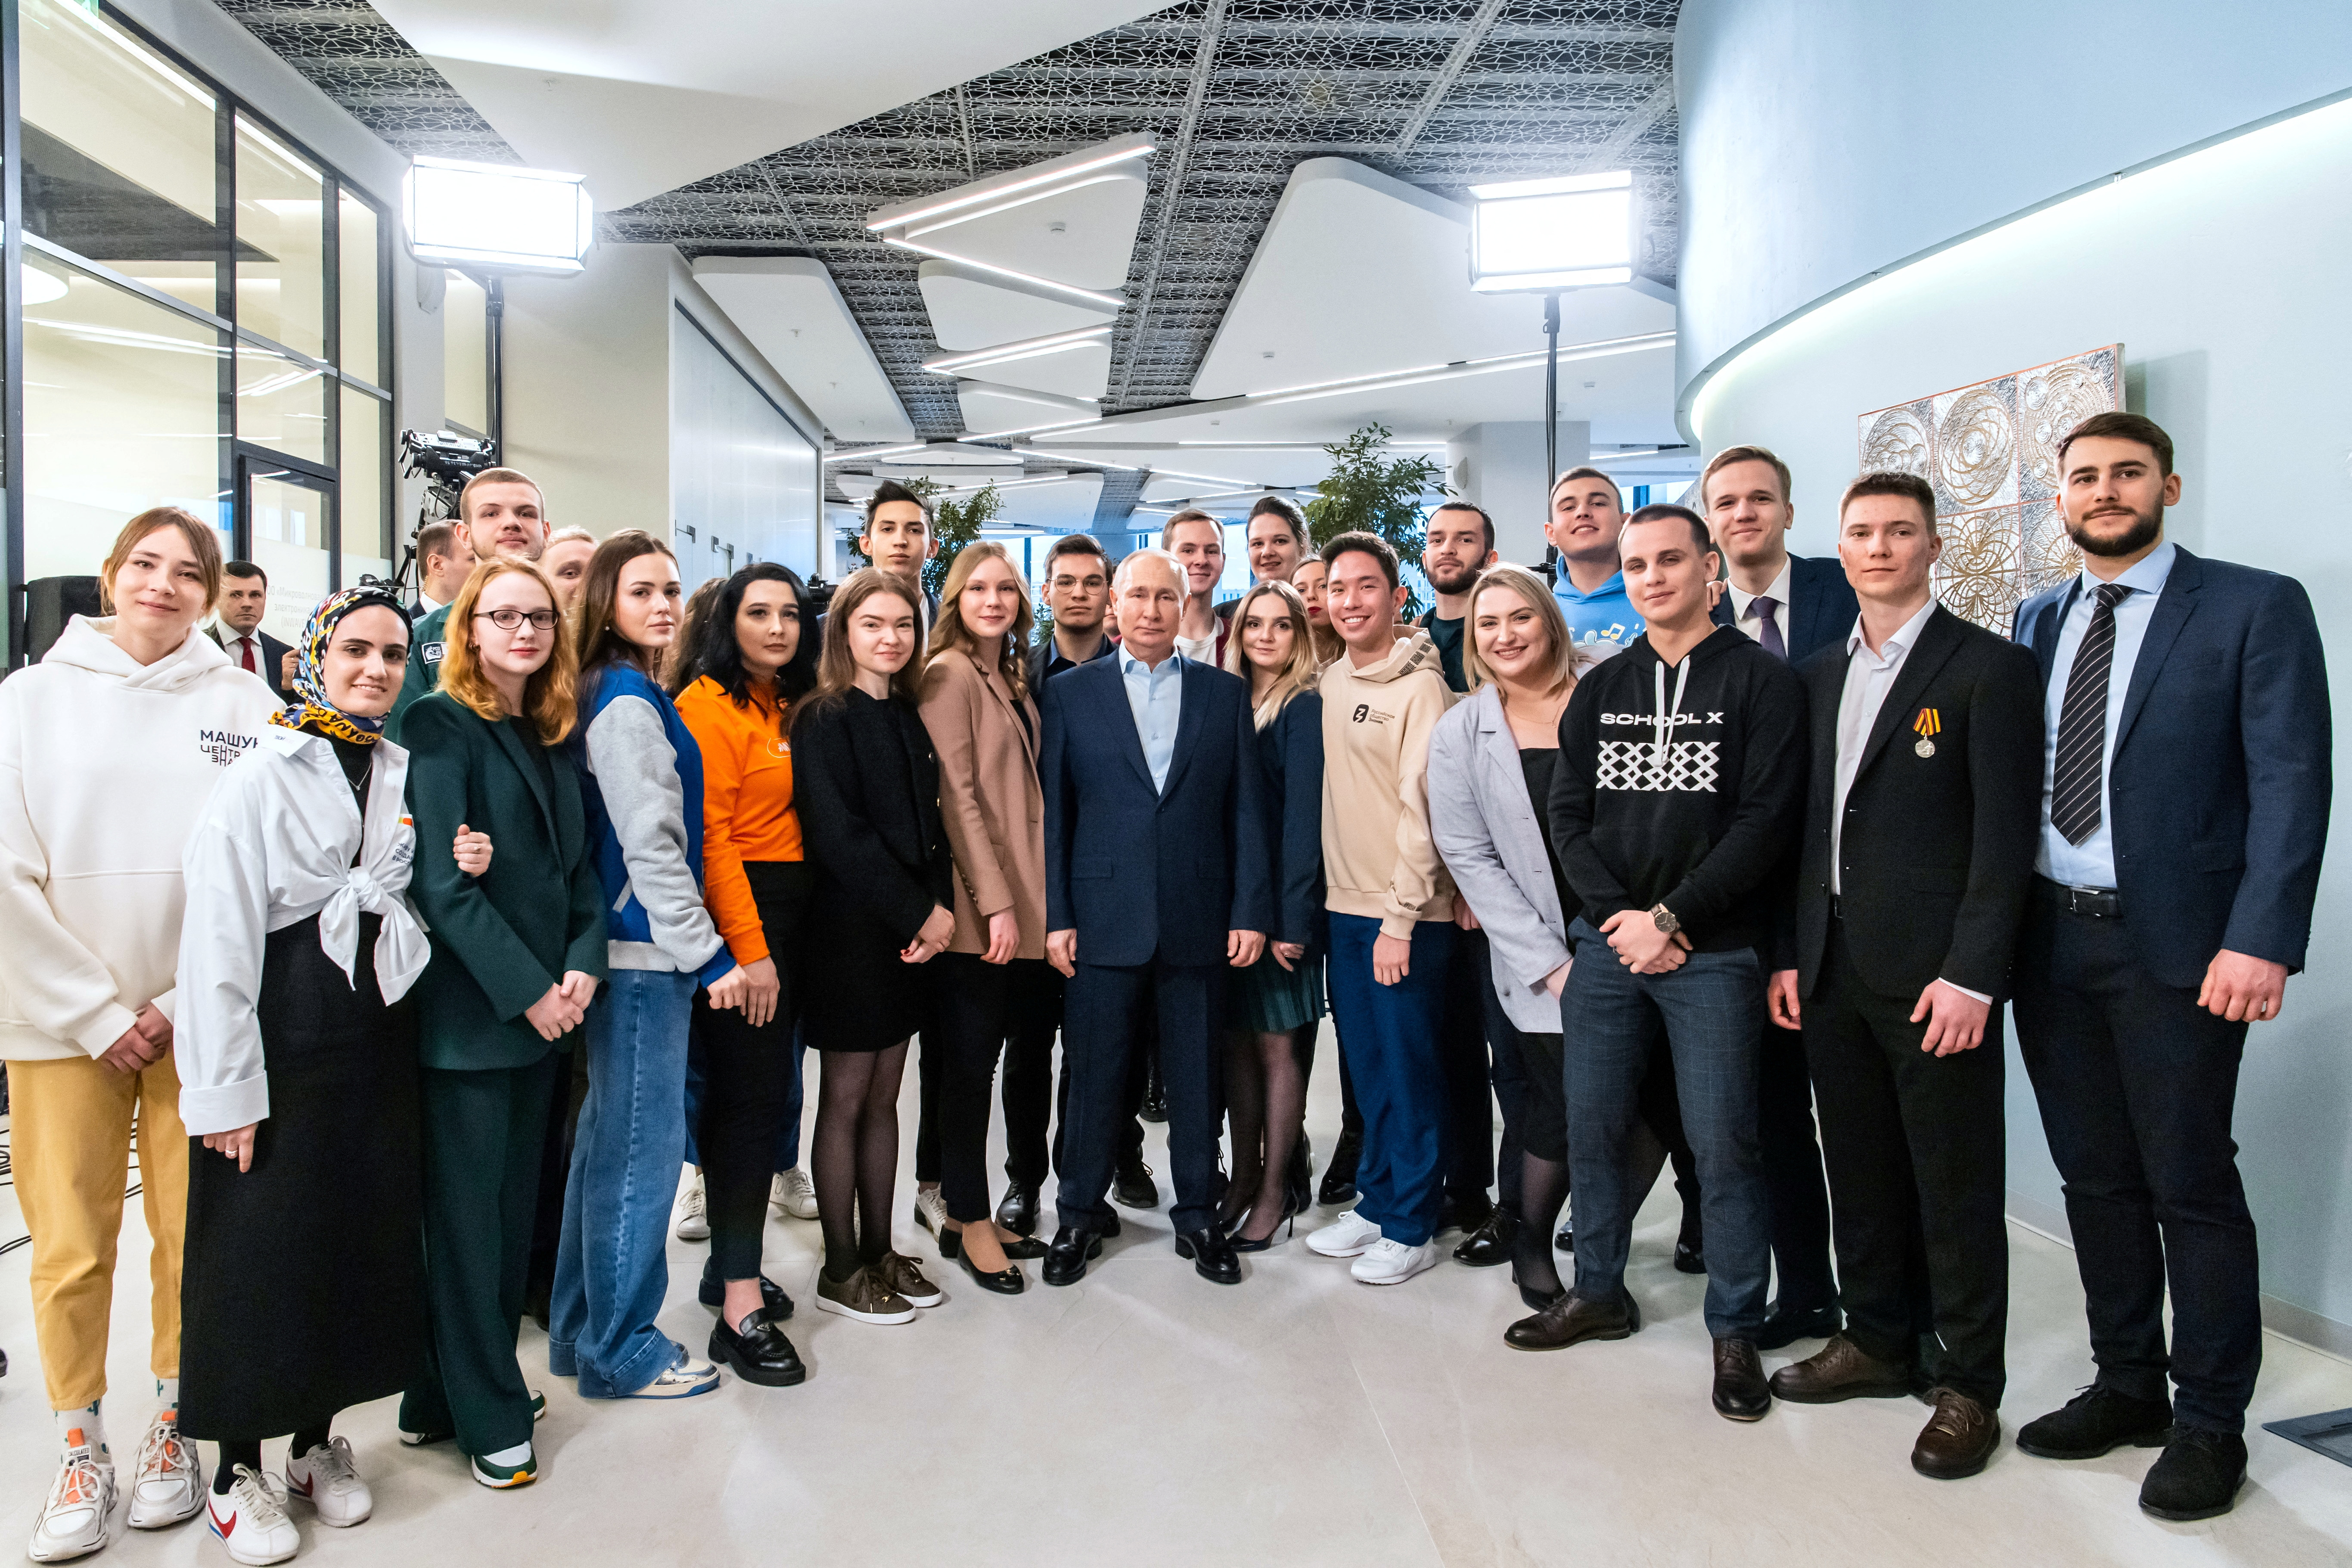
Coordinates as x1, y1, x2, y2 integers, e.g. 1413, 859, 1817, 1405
0, 616, 280, 1061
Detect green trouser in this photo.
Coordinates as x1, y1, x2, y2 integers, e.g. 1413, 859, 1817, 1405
400, 1055, 557, 1458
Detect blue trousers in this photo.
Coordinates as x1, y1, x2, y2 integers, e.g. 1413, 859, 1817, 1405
550, 968, 696, 1397
1326, 913, 1456, 1247
1563, 919, 1770, 1338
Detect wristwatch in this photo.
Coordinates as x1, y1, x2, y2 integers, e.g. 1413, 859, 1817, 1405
1650, 903, 1681, 937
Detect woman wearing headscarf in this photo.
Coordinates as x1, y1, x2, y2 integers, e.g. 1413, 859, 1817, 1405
176, 587, 490, 1562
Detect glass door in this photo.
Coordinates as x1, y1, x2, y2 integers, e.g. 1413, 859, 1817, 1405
236, 456, 337, 646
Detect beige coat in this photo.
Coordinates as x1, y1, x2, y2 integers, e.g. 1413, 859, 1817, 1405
918, 648, 1046, 959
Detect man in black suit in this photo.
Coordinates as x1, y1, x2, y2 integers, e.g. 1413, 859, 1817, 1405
1038, 547, 1271, 1287
2008, 413, 2330, 1522
1700, 444, 1855, 1348
1764, 470, 2042, 1480
207, 560, 295, 703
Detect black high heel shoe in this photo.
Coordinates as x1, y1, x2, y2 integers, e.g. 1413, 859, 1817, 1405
956, 1244, 1025, 1295
1230, 1211, 1294, 1254
1511, 1261, 1569, 1314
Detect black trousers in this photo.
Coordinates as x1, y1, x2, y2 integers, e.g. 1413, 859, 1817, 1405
694, 862, 811, 1280
1057, 958, 1222, 1233
1759, 1013, 1838, 1311
2013, 886, 2260, 1433
1440, 928, 1498, 1208
931, 953, 1059, 1222
1474, 958, 1534, 1211
999, 963, 1068, 1188
1805, 921, 2008, 1405
1049, 999, 1147, 1174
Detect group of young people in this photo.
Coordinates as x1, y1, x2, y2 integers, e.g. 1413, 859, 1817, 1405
0, 406, 2323, 1562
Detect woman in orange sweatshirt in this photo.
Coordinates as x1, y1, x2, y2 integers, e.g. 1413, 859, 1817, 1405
673, 564, 818, 1388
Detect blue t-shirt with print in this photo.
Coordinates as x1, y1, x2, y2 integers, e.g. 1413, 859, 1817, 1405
1553, 570, 1644, 656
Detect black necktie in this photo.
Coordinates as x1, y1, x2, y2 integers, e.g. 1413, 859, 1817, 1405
2050, 582, 2132, 845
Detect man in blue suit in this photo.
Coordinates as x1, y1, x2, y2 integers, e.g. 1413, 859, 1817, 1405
1701, 444, 1860, 1350
1039, 547, 1272, 1288
2008, 412, 2329, 1523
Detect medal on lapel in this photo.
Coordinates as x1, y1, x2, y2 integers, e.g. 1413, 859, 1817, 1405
1913, 707, 1941, 758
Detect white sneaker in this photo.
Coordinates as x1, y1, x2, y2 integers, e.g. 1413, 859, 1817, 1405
1306, 1209, 1383, 1258
771, 1167, 820, 1220
286, 1435, 371, 1527
911, 1186, 948, 1236
127, 1410, 204, 1528
675, 1173, 710, 1241
28, 1441, 116, 1562
621, 1344, 721, 1400
1351, 1237, 1443, 1285
206, 1466, 298, 1566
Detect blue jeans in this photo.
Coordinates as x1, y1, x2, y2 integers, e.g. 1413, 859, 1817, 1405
1563, 919, 1770, 1338
550, 968, 696, 1397
684, 1023, 806, 1170
1326, 913, 1457, 1247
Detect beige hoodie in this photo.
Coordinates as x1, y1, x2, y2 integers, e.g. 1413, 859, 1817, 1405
0, 617, 280, 1060
1320, 628, 1457, 938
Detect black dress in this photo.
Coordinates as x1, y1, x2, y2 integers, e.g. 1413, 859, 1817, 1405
180, 739, 428, 1440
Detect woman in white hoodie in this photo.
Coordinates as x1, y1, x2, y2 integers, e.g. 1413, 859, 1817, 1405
0, 509, 279, 1563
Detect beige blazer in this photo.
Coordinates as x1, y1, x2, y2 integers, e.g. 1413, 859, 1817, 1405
917, 648, 1046, 959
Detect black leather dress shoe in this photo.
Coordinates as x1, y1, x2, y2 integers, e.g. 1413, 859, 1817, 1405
1042, 1226, 1106, 1287
1437, 1193, 1494, 1236
2016, 1384, 2174, 1459
1174, 1227, 1243, 1285
708, 1308, 806, 1387
1753, 1298, 1840, 1351
1673, 1238, 1706, 1274
1452, 1207, 1519, 1267
1504, 1288, 1639, 1351
2139, 1427, 2247, 1521
1317, 1129, 1361, 1206
1712, 1338, 1771, 1422
1139, 1067, 1168, 1123
1113, 1154, 1160, 1210
1553, 1221, 1574, 1254
699, 1261, 794, 1320
956, 1244, 1025, 1296
995, 1182, 1041, 1238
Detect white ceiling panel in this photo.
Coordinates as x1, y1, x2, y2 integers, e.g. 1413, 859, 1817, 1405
900, 171, 1147, 292
919, 261, 1118, 351
1190, 158, 1676, 401
987, 473, 1105, 532
691, 258, 915, 442
940, 338, 1111, 401
372, 1, 1166, 209
955, 381, 1102, 439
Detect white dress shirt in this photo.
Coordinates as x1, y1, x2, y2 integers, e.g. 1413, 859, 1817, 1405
2036, 542, 2177, 888
1831, 598, 1989, 1003
416, 592, 447, 617
1726, 558, 1793, 652
1121, 649, 1184, 793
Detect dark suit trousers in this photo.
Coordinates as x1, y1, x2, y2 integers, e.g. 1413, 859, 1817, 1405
2013, 892, 2260, 1433
1441, 929, 1498, 1207
1057, 958, 1222, 1233
1806, 921, 2008, 1405
998, 962, 1067, 1189
1473, 956, 1532, 1213
1759, 1013, 1838, 1311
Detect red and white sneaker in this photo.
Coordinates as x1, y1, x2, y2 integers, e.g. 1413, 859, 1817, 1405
207, 1465, 298, 1565
128, 1409, 205, 1528
286, 1436, 371, 1527
27, 1436, 116, 1562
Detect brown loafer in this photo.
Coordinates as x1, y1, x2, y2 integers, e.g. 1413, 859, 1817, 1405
1913, 1388, 2001, 1479
1504, 1288, 1640, 1351
1768, 1332, 1916, 1404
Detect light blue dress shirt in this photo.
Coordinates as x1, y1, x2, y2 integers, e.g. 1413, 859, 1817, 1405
2037, 541, 2177, 888
1122, 649, 1184, 793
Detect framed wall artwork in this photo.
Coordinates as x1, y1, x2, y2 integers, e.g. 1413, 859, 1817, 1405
1856, 343, 2122, 633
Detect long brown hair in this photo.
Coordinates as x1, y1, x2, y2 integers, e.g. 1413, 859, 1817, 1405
665, 574, 726, 697
1221, 579, 1317, 727
792, 567, 926, 732
438, 558, 580, 744
571, 529, 677, 676
928, 541, 1034, 702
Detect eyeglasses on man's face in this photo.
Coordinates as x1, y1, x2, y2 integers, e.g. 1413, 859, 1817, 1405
475, 607, 559, 631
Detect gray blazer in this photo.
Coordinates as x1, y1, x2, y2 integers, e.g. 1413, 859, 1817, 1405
1429, 684, 1571, 1034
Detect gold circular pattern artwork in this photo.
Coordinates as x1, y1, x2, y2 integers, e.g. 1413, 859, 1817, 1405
1936, 385, 2016, 508
1861, 405, 1934, 478
1929, 506, 2022, 630
2021, 360, 2113, 491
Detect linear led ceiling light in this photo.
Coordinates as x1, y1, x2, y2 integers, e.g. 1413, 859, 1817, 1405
406, 156, 594, 276
1248, 332, 1673, 407
881, 239, 1126, 311
922, 325, 1112, 378
1467, 170, 1636, 294
823, 442, 930, 465
868, 134, 1152, 312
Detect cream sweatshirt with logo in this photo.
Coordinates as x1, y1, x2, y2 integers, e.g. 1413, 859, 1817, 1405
1320, 628, 1458, 938
0, 617, 280, 1060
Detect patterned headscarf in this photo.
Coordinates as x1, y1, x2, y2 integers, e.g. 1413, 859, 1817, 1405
268, 585, 414, 746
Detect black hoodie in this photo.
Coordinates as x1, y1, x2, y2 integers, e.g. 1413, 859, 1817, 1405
1547, 625, 1805, 954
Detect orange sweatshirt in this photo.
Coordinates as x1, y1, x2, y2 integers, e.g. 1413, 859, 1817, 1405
676, 676, 802, 965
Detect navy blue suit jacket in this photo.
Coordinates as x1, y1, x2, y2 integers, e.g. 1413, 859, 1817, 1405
1711, 553, 1860, 664
1040, 653, 1274, 969
2012, 546, 2330, 986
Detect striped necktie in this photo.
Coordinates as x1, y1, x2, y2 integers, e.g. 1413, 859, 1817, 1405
2050, 582, 2132, 845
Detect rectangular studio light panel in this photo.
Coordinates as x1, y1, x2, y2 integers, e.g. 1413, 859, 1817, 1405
1469, 170, 1635, 293
406, 157, 594, 275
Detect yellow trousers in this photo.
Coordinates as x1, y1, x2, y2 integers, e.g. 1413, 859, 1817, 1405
8, 1053, 187, 1410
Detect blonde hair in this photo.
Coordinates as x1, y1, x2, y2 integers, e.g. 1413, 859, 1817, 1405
1221, 580, 1318, 726
929, 542, 1035, 703
1463, 564, 1585, 698
100, 507, 221, 613
438, 558, 580, 745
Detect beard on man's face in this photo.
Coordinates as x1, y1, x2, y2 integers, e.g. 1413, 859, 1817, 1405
1426, 561, 1482, 596
2066, 501, 2162, 559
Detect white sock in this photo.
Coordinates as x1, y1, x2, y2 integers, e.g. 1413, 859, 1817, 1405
481, 1441, 531, 1467
57, 1403, 106, 1459
155, 1377, 180, 1414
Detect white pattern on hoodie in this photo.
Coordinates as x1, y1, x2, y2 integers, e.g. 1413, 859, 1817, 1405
0, 617, 279, 1060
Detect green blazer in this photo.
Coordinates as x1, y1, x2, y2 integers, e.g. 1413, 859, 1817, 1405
401, 692, 607, 1071
384, 603, 451, 745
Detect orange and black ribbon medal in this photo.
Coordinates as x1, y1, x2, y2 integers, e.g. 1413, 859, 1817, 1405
1913, 707, 1941, 758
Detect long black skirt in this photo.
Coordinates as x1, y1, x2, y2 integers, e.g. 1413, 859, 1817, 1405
180, 913, 427, 1440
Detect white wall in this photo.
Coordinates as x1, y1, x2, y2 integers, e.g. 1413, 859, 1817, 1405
1445, 420, 1587, 567
670, 314, 821, 584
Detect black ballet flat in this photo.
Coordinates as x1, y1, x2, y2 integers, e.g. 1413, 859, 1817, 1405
956, 1245, 1025, 1295
942, 1225, 1051, 1261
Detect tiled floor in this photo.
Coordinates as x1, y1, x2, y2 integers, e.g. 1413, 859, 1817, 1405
1, 1045, 2347, 1568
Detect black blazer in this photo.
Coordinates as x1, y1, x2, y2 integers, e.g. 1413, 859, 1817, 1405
1712, 553, 1861, 664
401, 693, 608, 1071
1257, 690, 1326, 949
791, 687, 953, 944
209, 624, 296, 705
1040, 654, 1273, 968
1026, 631, 1115, 695
1792, 606, 2043, 1000
2012, 546, 2331, 985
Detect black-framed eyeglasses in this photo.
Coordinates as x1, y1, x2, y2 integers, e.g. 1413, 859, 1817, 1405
475, 608, 559, 631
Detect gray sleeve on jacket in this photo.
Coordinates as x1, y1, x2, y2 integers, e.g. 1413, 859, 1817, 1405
584, 694, 727, 974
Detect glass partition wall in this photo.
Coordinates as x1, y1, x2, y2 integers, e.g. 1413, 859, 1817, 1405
9, 0, 393, 655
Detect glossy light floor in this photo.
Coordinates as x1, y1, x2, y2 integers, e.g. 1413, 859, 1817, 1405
2, 1045, 2349, 1568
